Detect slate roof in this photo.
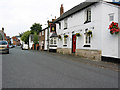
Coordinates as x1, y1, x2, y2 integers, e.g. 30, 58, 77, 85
54, 0, 120, 23
54, 1, 99, 23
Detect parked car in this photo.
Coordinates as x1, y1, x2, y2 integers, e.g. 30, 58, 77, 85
0, 41, 9, 54
21, 43, 28, 50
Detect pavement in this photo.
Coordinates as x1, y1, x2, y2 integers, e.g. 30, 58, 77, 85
2, 47, 119, 88
45, 51, 119, 72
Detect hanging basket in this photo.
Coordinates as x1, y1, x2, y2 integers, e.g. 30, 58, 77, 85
108, 22, 120, 35
87, 30, 93, 37
64, 35, 68, 38
76, 33, 81, 37
58, 35, 62, 39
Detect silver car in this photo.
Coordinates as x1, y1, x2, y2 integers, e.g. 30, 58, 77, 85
0, 41, 9, 54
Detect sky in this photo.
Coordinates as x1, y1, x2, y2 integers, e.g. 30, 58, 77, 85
0, 0, 85, 37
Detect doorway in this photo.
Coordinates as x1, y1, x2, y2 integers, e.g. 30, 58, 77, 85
72, 34, 76, 53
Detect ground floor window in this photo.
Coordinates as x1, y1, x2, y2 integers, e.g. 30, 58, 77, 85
64, 38, 67, 45
84, 29, 91, 47
50, 38, 57, 45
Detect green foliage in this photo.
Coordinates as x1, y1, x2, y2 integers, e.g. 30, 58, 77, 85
87, 30, 93, 37
21, 31, 31, 44
64, 35, 68, 38
30, 23, 42, 34
19, 33, 24, 37
33, 32, 39, 44
76, 33, 81, 37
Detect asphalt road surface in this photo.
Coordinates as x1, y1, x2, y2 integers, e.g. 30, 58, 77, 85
2, 47, 118, 88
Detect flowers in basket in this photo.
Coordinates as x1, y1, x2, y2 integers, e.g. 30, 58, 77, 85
108, 22, 120, 35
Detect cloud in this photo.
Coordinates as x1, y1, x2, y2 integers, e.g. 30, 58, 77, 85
0, 0, 84, 37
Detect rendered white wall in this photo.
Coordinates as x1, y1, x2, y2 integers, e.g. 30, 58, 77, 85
101, 2, 119, 58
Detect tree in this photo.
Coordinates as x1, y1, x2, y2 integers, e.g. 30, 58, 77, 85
33, 32, 39, 44
21, 31, 31, 44
19, 33, 24, 37
30, 23, 42, 34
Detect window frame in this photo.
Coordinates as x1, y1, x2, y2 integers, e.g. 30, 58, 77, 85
84, 8, 91, 24
64, 18, 68, 30
109, 13, 114, 22
83, 29, 91, 47
63, 37, 67, 46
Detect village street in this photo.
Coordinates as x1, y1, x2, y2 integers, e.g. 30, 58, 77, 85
2, 47, 118, 88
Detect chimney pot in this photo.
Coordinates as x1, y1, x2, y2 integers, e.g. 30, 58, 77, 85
60, 4, 64, 16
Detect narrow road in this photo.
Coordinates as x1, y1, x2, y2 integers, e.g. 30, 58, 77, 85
2, 47, 118, 88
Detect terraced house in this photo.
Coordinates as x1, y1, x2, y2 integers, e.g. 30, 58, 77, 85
54, 0, 120, 61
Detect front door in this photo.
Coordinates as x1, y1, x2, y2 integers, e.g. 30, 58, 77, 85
72, 35, 76, 53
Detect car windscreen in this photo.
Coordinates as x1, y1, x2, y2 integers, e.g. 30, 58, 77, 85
0, 41, 8, 45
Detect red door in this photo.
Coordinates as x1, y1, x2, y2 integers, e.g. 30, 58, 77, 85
72, 35, 76, 53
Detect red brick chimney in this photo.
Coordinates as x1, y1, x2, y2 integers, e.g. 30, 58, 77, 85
60, 4, 64, 16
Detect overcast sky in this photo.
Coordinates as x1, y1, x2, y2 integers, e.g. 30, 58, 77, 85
0, 0, 85, 37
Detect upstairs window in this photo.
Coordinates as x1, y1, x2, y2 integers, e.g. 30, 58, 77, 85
64, 19, 68, 29
84, 8, 91, 24
109, 13, 114, 22
59, 22, 61, 29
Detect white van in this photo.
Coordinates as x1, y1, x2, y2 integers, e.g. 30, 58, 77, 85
21, 42, 28, 50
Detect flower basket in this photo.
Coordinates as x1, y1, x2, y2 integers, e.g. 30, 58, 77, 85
58, 35, 62, 39
76, 33, 81, 37
108, 22, 120, 35
64, 35, 68, 38
87, 30, 93, 37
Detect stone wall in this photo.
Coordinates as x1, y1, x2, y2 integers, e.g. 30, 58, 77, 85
57, 48, 72, 55
57, 48, 102, 61
76, 49, 102, 61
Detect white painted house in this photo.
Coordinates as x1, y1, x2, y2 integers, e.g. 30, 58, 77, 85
54, 1, 120, 61
47, 19, 58, 52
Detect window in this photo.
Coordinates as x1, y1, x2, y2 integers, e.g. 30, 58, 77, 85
109, 13, 114, 21
64, 38, 67, 45
64, 19, 68, 29
59, 22, 61, 29
84, 8, 91, 24
50, 38, 53, 44
42, 31, 44, 35
54, 38, 57, 44
84, 29, 91, 47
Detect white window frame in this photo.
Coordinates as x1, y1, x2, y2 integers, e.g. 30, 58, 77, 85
50, 38, 53, 44
54, 38, 57, 44
59, 22, 61, 29
64, 37, 67, 45
85, 8, 91, 23
84, 29, 91, 46
42, 31, 44, 35
109, 13, 114, 22
64, 18, 68, 29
